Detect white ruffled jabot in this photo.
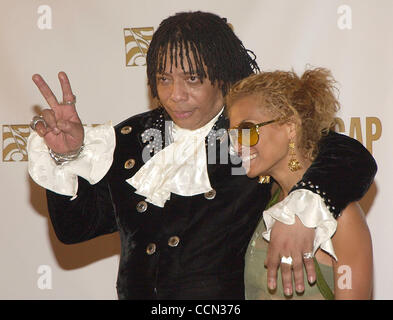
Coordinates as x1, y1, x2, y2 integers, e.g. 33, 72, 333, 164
262, 189, 338, 260
127, 108, 224, 207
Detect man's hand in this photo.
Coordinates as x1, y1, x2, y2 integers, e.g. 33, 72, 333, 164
31, 71, 84, 154
265, 216, 316, 296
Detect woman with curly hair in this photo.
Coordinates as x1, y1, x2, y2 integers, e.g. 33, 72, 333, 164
226, 68, 373, 299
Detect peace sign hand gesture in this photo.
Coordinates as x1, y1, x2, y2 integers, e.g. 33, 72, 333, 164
31, 71, 84, 155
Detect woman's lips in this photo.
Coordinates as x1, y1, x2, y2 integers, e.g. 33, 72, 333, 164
241, 153, 257, 162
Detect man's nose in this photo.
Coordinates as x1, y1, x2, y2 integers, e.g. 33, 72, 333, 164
169, 80, 187, 102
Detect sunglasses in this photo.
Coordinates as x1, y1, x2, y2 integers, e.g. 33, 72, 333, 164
228, 119, 281, 147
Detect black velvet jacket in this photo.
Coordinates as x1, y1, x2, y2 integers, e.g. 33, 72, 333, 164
46, 107, 377, 299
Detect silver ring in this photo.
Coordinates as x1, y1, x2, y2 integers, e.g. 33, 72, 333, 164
280, 256, 293, 265
62, 95, 76, 105
303, 252, 314, 260
30, 115, 47, 131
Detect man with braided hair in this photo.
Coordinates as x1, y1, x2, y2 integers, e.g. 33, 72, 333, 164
28, 11, 376, 299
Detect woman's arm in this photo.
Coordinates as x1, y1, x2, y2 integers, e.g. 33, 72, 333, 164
332, 202, 373, 299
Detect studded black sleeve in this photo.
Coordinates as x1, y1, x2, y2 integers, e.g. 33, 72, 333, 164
289, 131, 377, 219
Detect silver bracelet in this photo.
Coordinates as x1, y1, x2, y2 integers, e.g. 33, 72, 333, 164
48, 144, 84, 165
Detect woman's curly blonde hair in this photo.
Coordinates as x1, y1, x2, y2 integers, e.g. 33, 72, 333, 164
226, 67, 340, 160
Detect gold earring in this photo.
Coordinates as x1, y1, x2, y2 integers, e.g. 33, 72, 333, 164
258, 175, 271, 184
288, 141, 301, 172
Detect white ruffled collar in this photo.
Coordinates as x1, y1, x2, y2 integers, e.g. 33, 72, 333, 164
127, 107, 224, 207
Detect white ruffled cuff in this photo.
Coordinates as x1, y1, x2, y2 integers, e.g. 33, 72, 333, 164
262, 189, 338, 260
27, 123, 116, 198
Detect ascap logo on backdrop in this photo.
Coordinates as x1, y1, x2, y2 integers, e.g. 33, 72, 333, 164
122, 21, 233, 67
124, 27, 154, 66
334, 117, 382, 154
2, 125, 30, 162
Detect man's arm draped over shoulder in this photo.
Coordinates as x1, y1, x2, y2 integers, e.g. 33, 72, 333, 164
290, 131, 377, 217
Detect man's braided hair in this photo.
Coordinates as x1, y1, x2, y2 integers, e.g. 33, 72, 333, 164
147, 11, 260, 98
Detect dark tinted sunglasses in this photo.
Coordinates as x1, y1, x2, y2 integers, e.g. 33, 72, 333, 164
228, 119, 281, 147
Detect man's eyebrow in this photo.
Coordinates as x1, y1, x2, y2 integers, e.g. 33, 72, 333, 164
156, 71, 197, 76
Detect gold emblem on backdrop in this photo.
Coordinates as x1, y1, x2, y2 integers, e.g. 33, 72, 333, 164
2, 125, 30, 162
124, 27, 154, 67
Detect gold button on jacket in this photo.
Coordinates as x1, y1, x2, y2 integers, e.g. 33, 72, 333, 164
124, 159, 135, 169
168, 236, 180, 247
146, 243, 156, 255
204, 189, 216, 200
121, 126, 132, 134
136, 201, 148, 213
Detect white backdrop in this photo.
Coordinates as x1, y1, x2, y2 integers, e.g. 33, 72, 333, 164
0, 0, 391, 299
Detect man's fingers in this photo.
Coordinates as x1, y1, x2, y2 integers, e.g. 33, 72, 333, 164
32, 74, 59, 109
41, 109, 62, 135
41, 109, 59, 131
58, 72, 76, 105
280, 260, 293, 296
34, 121, 48, 137
303, 254, 316, 284
291, 254, 305, 293
265, 251, 280, 290
57, 119, 82, 136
